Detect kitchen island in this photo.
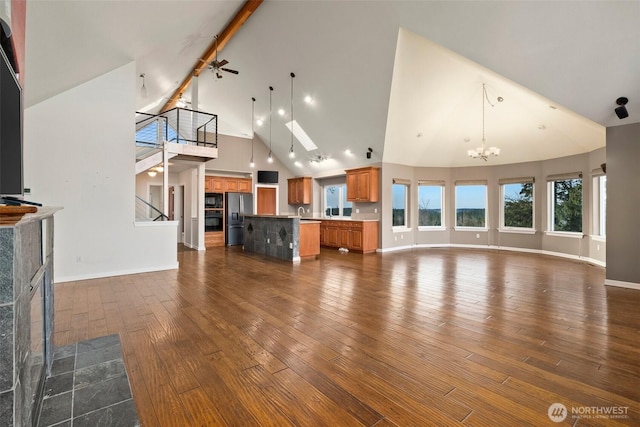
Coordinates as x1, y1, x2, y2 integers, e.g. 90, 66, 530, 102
243, 215, 320, 261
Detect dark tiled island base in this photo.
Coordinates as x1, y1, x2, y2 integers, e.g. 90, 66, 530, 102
37, 334, 139, 427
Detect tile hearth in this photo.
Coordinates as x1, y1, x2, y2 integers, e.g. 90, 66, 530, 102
37, 334, 139, 427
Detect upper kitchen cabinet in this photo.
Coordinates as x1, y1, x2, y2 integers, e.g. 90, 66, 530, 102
346, 166, 380, 202
288, 177, 312, 205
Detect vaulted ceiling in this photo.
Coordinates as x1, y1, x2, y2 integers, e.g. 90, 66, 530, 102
24, 1, 640, 173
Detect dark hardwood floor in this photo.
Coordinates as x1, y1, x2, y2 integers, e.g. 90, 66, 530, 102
53, 247, 640, 426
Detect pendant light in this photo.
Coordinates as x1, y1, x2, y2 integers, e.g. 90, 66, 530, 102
139, 73, 148, 98
268, 86, 273, 163
467, 83, 500, 161
250, 97, 255, 168
289, 72, 295, 158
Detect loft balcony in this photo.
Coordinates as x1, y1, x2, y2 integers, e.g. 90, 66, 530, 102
135, 108, 218, 173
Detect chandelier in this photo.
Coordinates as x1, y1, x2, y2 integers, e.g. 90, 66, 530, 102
467, 83, 500, 161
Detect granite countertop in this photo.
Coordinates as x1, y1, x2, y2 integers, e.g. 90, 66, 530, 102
304, 217, 380, 222
244, 214, 379, 222
244, 214, 301, 219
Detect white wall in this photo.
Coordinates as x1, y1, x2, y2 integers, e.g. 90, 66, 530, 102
24, 62, 178, 282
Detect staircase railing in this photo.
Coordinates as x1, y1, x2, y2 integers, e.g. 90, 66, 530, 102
135, 195, 169, 221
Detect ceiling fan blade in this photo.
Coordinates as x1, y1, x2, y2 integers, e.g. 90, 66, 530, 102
221, 68, 239, 75
218, 59, 228, 67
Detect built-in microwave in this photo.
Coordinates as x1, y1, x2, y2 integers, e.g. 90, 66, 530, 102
205, 192, 223, 209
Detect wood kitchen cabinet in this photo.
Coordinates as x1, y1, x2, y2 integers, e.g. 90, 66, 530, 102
204, 176, 214, 192
237, 178, 252, 193
299, 221, 321, 260
205, 176, 252, 193
346, 166, 380, 202
204, 175, 253, 248
211, 177, 225, 192
324, 223, 340, 247
319, 220, 379, 253
287, 177, 312, 204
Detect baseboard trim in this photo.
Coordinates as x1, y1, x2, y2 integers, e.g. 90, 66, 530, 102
382, 243, 606, 267
378, 244, 414, 253
56, 262, 180, 283
604, 279, 640, 290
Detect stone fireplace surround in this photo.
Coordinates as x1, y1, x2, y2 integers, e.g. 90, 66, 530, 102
0, 208, 58, 426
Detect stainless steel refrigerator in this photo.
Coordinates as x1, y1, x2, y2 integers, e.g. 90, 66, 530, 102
225, 192, 253, 246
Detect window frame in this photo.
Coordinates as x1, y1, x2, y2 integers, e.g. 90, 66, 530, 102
498, 178, 535, 234
417, 181, 445, 230
323, 184, 352, 218
454, 181, 488, 231
592, 174, 606, 239
546, 173, 583, 236
392, 180, 410, 230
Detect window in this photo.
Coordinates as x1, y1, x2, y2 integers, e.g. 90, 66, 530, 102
324, 184, 351, 217
418, 181, 444, 228
548, 174, 582, 233
392, 181, 409, 227
592, 174, 606, 237
455, 182, 487, 228
500, 178, 534, 231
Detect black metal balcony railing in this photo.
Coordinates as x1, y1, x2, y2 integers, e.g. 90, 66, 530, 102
135, 195, 169, 221
135, 108, 217, 148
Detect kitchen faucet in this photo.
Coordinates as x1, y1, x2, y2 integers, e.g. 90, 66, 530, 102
297, 206, 305, 217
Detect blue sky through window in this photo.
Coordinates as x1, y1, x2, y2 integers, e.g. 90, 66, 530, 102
419, 186, 442, 210
392, 184, 406, 208
456, 185, 486, 209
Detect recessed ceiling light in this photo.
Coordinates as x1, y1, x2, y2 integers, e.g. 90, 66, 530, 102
294, 161, 302, 167
549, 105, 557, 110
278, 108, 285, 116
345, 149, 354, 156
416, 132, 423, 138
256, 119, 263, 126
464, 137, 470, 143
538, 124, 547, 130
304, 95, 313, 104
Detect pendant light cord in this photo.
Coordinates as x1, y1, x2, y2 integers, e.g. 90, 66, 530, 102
269, 86, 273, 155
290, 73, 295, 153
251, 97, 255, 161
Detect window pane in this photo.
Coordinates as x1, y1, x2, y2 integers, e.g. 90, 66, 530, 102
456, 185, 486, 227
418, 185, 442, 226
552, 179, 582, 232
325, 185, 339, 217
392, 184, 407, 227
342, 185, 352, 217
503, 182, 533, 228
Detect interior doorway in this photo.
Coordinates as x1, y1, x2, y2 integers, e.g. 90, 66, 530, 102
169, 186, 175, 220
256, 186, 277, 215
149, 185, 163, 217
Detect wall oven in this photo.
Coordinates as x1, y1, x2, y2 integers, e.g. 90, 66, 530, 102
204, 210, 223, 232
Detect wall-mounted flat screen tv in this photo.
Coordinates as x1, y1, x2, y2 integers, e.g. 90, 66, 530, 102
0, 42, 23, 197
257, 170, 278, 184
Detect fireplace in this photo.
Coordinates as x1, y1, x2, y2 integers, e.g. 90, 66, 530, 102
0, 208, 58, 426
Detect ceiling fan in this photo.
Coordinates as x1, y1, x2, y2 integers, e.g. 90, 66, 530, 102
207, 35, 239, 79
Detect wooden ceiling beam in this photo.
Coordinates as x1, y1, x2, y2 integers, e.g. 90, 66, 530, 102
160, 0, 263, 113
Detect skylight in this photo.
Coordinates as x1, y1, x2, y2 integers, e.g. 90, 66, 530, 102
285, 120, 317, 151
